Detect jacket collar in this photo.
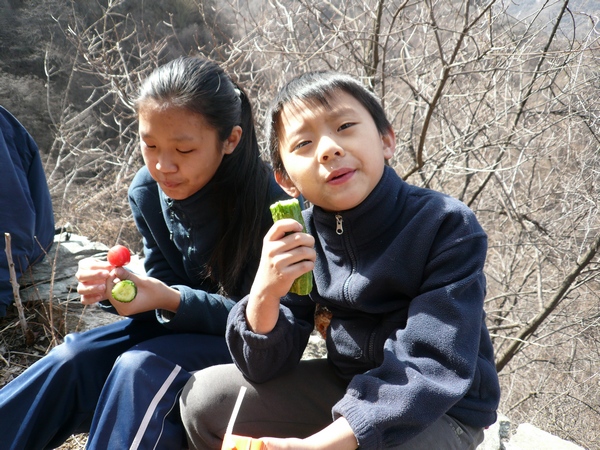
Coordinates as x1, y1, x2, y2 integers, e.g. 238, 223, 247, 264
311, 165, 406, 245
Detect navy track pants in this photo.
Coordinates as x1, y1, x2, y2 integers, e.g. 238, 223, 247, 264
0, 318, 231, 450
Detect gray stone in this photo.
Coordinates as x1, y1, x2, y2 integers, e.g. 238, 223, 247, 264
18, 232, 110, 303
479, 413, 512, 450
507, 423, 584, 450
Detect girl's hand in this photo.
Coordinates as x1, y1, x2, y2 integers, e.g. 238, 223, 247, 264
246, 219, 315, 334
76, 257, 181, 316
102, 268, 180, 316
76, 257, 112, 304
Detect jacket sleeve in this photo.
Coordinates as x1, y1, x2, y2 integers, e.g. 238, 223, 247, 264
333, 209, 493, 449
226, 293, 316, 383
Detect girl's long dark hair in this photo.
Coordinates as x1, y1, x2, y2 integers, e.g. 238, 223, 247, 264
135, 56, 270, 295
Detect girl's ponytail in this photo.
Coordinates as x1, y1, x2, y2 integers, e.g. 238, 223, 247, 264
213, 82, 270, 294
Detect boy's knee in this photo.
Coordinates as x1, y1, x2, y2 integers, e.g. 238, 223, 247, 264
180, 364, 243, 448
180, 366, 226, 422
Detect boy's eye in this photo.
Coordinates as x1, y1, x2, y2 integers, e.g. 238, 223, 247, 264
338, 122, 355, 131
177, 148, 194, 154
293, 141, 311, 151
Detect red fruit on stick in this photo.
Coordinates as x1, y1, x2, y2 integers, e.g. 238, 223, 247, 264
107, 245, 131, 267
107, 245, 137, 303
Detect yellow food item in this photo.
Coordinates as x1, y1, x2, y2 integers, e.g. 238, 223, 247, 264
221, 434, 266, 450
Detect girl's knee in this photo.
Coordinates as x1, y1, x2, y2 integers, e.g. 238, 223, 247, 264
49, 332, 93, 366
111, 348, 157, 377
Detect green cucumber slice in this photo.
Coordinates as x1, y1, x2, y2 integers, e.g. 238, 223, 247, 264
112, 279, 137, 303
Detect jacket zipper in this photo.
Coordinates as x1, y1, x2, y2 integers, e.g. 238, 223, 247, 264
335, 213, 377, 362
336, 213, 358, 304
335, 214, 344, 235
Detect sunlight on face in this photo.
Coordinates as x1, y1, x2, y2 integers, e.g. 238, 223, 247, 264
277, 90, 395, 212
138, 101, 232, 200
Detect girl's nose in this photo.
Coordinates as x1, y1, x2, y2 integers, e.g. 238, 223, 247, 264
156, 156, 177, 173
317, 135, 344, 162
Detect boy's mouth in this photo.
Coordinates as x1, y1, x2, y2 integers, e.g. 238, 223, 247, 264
326, 168, 355, 184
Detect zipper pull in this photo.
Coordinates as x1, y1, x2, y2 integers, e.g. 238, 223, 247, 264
335, 214, 343, 235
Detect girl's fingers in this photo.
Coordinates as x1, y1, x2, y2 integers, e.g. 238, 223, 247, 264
75, 257, 112, 283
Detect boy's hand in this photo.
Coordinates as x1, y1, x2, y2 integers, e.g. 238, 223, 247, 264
246, 219, 315, 334
259, 418, 358, 450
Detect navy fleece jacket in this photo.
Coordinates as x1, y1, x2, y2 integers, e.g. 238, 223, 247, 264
0, 106, 54, 317
123, 166, 290, 334
226, 165, 501, 448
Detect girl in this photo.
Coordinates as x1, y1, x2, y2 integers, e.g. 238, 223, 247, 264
0, 56, 290, 450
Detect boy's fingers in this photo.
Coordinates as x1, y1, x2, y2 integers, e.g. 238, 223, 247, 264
268, 219, 304, 240
285, 229, 315, 250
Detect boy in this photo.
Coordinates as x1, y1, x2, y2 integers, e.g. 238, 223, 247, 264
179, 71, 501, 449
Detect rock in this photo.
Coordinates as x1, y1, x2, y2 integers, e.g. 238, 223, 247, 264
19, 232, 110, 304
506, 423, 584, 450
16, 232, 143, 331
480, 413, 512, 450
480, 414, 585, 450
302, 332, 327, 360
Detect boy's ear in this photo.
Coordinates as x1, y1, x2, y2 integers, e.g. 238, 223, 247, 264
275, 170, 301, 198
381, 126, 396, 160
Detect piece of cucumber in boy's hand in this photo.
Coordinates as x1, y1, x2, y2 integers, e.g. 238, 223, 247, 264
107, 244, 137, 303
269, 199, 313, 295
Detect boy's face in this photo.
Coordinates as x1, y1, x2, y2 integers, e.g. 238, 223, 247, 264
276, 90, 395, 212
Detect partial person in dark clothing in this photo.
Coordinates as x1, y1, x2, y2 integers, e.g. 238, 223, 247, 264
180, 71, 501, 449
0, 56, 290, 450
0, 105, 54, 317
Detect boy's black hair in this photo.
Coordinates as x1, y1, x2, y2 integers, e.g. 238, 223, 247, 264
135, 56, 270, 296
266, 71, 392, 174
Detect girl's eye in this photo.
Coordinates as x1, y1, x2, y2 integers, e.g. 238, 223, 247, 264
338, 122, 355, 131
177, 148, 194, 154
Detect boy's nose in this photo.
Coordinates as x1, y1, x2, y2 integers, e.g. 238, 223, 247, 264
317, 136, 344, 162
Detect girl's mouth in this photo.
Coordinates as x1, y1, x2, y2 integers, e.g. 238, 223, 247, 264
161, 180, 182, 189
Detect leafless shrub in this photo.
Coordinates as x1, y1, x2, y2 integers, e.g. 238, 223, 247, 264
32, 0, 600, 446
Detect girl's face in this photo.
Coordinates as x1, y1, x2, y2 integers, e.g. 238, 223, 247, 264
138, 100, 241, 200
275, 90, 395, 212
